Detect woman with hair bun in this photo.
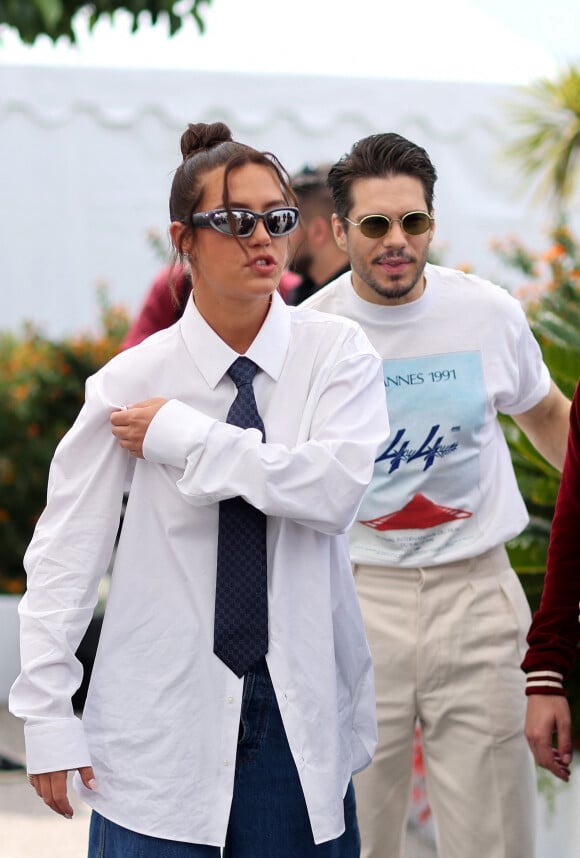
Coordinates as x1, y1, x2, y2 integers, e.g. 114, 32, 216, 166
10, 122, 389, 858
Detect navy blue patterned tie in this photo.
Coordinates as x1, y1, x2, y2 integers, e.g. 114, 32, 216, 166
214, 357, 268, 677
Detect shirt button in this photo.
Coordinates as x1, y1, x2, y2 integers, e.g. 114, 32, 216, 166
223, 759, 232, 767
227, 696, 234, 704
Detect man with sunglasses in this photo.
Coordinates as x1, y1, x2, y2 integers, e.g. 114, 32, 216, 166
302, 132, 571, 858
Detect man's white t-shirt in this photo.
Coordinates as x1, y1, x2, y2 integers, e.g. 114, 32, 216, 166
303, 263, 550, 567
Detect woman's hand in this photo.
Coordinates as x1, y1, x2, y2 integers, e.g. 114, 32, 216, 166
27, 766, 97, 818
110, 398, 168, 458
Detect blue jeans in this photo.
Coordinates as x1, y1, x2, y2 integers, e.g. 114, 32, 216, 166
88, 659, 360, 858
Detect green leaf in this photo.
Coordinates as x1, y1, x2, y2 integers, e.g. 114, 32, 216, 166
504, 65, 580, 216
31, 0, 63, 31
0, 0, 212, 43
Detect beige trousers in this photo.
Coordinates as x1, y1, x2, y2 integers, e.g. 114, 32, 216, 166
353, 546, 536, 858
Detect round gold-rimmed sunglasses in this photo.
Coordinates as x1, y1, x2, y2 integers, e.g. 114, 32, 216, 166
344, 211, 434, 238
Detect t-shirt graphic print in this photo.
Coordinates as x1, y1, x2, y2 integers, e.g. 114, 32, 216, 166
351, 351, 486, 565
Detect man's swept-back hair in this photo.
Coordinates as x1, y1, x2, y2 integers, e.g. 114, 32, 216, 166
327, 132, 438, 219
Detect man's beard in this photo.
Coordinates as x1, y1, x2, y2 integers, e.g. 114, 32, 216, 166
365, 272, 421, 301
350, 243, 430, 303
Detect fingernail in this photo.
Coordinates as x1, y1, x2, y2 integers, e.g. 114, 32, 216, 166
64, 813, 73, 820
563, 754, 572, 764
87, 779, 98, 791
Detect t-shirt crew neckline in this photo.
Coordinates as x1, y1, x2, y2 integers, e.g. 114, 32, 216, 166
345, 263, 439, 324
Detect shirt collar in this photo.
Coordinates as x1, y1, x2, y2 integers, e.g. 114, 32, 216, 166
180, 290, 291, 389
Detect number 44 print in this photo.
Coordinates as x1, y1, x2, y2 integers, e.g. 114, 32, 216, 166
375, 425, 459, 473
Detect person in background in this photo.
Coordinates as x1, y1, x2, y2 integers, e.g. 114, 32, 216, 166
10, 120, 389, 858
522, 380, 580, 783
121, 163, 349, 349
285, 164, 350, 306
120, 263, 191, 349
302, 131, 571, 858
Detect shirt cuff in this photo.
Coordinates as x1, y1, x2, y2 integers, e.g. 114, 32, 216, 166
143, 399, 216, 469
24, 716, 92, 774
525, 670, 565, 696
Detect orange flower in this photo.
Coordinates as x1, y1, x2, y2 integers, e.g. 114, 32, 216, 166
0, 576, 24, 594
12, 383, 32, 402
514, 282, 543, 305
543, 244, 566, 262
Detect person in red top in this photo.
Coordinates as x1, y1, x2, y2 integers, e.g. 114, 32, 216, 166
522, 381, 580, 783
120, 265, 190, 350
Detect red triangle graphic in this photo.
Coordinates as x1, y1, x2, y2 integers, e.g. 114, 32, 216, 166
360, 493, 472, 531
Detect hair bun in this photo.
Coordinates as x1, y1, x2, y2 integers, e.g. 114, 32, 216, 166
180, 122, 233, 160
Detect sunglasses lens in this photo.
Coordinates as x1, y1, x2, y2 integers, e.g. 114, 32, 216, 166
356, 212, 432, 237
359, 216, 391, 239
232, 211, 257, 236
205, 208, 299, 237
265, 208, 299, 236
401, 212, 432, 235
209, 211, 256, 236
208, 211, 233, 235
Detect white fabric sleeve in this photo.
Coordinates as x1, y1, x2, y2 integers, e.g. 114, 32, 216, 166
143, 351, 389, 535
495, 299, 551, 415
9, 374, 129, 773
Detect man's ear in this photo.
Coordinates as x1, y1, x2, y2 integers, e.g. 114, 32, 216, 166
307, 215, 332, 249
331, 214, 348, 252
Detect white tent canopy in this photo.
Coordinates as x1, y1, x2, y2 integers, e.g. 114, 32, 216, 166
0, 62, 566, 336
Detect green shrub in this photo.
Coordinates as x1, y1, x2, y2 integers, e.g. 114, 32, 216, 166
495, 224, 580, 736
0, 287, 129, 594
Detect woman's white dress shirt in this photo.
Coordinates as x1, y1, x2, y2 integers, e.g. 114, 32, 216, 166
10, 292, 389, 846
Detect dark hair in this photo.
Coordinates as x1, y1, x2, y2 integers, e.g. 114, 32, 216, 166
169, 121, 295, 260
291, 164, 335, 222
327, 133, 438, 221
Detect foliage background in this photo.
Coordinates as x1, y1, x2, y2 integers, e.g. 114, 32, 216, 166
496, 223, 580, 735
0, 287, 128, 594
0, 0, 212, 43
